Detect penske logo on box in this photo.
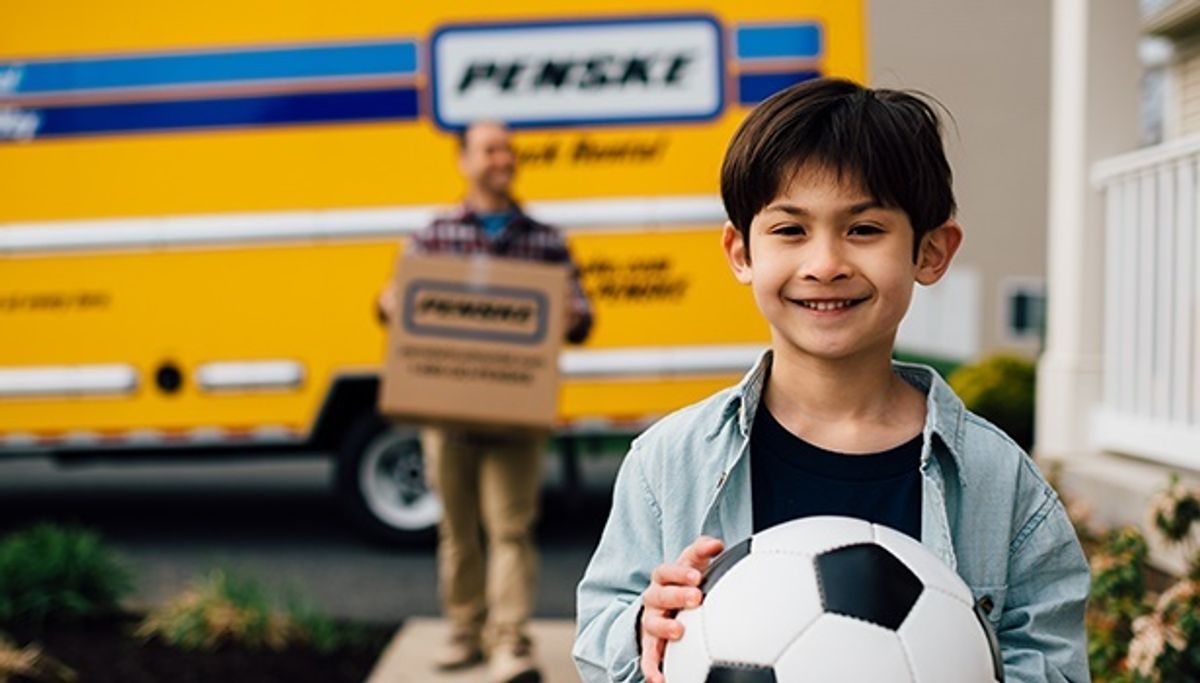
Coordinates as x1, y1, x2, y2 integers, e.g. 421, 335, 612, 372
429, 15, 724, 129
403, 280, 548, 344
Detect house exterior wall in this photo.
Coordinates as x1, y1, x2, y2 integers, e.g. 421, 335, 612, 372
868, 0, 1053, 361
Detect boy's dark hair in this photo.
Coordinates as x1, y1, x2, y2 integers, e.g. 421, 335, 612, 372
720, 78, 955, 260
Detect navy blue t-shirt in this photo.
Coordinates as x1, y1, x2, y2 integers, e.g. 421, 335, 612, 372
750, 401, 923, 540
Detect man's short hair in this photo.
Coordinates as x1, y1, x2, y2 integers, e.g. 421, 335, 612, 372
456, 120, 509, 152
720, 78, 956, 259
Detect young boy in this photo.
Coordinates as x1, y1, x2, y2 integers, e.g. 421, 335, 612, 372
572, 78, 1090, 683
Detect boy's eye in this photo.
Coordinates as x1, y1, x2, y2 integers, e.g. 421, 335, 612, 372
849, 224, 884, 236
771, 224, 806, 236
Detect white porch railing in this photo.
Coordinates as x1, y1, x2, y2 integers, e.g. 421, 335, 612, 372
1092, 136, 1200, 470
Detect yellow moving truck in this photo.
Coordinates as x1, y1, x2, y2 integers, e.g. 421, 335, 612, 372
0, 1, 866, 541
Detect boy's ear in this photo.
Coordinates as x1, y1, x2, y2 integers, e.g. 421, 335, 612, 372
915, 219, 963, 286
722, 221, 753, 285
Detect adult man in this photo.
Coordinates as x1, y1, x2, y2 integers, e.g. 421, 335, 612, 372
380, 120, 592, 683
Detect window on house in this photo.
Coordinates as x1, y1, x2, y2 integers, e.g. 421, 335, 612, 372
1001, 279, 1046, 345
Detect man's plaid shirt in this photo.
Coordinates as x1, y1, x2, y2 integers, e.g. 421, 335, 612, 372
408, 202, 594, 343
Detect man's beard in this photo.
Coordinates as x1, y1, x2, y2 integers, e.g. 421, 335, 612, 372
483, 173, 513, 196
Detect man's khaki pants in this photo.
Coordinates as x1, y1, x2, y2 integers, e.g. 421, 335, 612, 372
422, 427, 544, 650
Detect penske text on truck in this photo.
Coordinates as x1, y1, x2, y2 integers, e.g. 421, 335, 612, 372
0, 1, 866, 540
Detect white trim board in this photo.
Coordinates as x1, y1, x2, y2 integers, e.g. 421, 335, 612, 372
1092, 408, 1200, 472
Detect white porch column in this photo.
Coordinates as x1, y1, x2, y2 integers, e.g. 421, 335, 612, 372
1037, 0, 1140, 457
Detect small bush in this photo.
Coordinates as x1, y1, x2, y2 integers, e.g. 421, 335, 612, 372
1087, 527, 1150, 681
283, 594, 371, 655
135, 569, 294, 651
1076, 476, 1200, 682
1148, 475, 1200, 555
0, 633, 76, 683
0, 524, 133, 628
138, 569, 371, 654
948, 354, 1036, 451
1129, 579, 1200, 682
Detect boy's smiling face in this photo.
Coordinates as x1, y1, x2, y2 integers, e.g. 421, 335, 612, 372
724, 164, 961, 364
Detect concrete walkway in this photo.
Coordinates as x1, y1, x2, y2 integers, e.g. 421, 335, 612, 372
368, 618, 581, 683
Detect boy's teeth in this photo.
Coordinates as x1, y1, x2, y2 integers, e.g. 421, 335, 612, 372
802, 300, 855, 311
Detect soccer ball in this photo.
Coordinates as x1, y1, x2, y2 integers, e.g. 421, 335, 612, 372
663, 516, 1004, 682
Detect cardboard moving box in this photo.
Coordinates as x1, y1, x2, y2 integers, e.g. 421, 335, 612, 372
379, 253, 568, 430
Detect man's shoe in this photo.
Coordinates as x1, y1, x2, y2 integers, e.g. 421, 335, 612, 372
433, 632, 484, 671
488, 641, 541, 683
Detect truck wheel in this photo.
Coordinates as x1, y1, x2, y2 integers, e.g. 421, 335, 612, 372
337, 415, 441, 544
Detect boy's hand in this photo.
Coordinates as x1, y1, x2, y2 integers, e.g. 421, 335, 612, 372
640, 536, 724, 683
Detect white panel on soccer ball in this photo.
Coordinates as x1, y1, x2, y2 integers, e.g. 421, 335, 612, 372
899, 590, 1000, 683
774, 614, 913, 682
872, 524, 972, 604
702, 553, 824, 665
752, 515, 875, 556
663, 605, 712, 683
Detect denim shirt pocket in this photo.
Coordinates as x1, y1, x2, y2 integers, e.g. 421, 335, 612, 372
969, 584, 1008, 625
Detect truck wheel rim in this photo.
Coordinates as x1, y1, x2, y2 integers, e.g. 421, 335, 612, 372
359, 429, 442, 531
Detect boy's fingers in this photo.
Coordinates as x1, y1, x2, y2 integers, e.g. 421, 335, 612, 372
640, 640, 662, 683
642, 612, 686, 640
651, 564, 703, 587
676, 536, 725, 569
640, 652, 655, 682
640, 636, 668, 683
644, 584, 703, 611
641, 656, 664, 683
640, 539, 723, 683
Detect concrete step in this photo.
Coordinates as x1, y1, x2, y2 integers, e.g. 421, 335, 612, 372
367, 618, 580, 683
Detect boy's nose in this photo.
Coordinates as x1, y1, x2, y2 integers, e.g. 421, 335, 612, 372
801, 241, 852, 283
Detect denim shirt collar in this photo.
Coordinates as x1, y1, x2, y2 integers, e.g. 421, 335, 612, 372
705, 349, 970, 488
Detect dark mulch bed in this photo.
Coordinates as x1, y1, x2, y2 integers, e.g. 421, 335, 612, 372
5, 613, 399, 683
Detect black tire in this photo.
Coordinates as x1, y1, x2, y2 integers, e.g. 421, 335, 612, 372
336, 413, 441, 545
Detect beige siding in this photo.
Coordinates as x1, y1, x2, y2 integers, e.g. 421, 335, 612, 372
870, 0, 1052, 359
1178, 42, 1200, 135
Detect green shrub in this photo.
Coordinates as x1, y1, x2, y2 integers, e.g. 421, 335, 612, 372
283, 594, 372, 655
1124, 477, 1200, 682
0, 524, 133, 628
138, 568, 370, 654
1076, 477, 1200, 682
1087, 527, 1150, 682
0, 633, 76, 682
1149, 475, 1200, 553
948, 354, 1036, 451
1129, 579, 1200, 682
136, 569, 294, 651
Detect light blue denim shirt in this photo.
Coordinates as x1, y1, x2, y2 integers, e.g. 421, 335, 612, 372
574, 352, 1090, 683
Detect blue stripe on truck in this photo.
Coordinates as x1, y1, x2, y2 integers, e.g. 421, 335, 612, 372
735, 24, 822, 61
25, 87, 419, 138
1, 41, 418, 96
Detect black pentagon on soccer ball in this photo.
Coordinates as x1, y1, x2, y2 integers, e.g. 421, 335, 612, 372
700, 536, 752, 595
814, 543, 924, 630
705, 663, 777, 683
